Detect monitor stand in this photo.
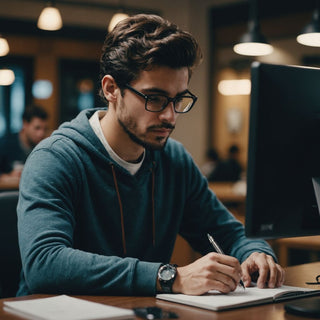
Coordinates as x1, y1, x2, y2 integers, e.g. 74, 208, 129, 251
285, 297, 320, 318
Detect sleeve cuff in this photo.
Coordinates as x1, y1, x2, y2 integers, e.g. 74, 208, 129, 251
132, 261, 162, 295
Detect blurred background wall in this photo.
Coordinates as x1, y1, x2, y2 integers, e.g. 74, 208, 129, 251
0, 0, 319, 169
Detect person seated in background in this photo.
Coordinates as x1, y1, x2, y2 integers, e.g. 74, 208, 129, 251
201, 148, 220, 178
208, 144, 242, 182
17, 14, 284, 298
0, 104, 48, 179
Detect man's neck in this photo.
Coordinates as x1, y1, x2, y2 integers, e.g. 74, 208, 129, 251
100, 110, 145, 163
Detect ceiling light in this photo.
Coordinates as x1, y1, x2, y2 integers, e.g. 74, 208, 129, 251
0, 69, 15, 86
233, 0, 273, 56
0, 35, 9, 56
218, 79, 251, 96
297, 3, 320, 47
37, 2, 63, 31
108, 12, 129, 32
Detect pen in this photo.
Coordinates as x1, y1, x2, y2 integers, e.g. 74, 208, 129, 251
207, 233, 245, 290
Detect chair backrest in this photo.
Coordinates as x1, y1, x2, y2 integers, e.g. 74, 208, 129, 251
0, 191, 20, 298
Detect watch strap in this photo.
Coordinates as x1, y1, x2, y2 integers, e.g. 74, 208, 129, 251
158, 264, 177, 293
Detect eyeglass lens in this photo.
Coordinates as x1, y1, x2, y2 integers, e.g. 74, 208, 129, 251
147, 95, 194, 113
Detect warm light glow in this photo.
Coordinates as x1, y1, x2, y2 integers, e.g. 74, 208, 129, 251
108, 13, 129, 32
0, 69, 15, 86
218, 79, 251, 96
37, 6, 63, 31
233, 42, 273, 56
297, 33, 320, 47
0, 37, 9, 56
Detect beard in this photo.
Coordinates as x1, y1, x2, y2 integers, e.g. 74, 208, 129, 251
118, 118, 175, 150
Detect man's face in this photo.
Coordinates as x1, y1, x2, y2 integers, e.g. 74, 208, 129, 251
117, 66, 189, 150
23, 117, 48, 148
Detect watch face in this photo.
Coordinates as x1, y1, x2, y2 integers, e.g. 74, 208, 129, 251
161, 268, 174, 281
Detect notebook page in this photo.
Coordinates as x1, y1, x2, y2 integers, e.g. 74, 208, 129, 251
4, 295, 134, 320
157, 285, 319, 311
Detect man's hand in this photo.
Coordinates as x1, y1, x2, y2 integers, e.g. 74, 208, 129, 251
172, 253, 242, 295
241, 252, 285, 288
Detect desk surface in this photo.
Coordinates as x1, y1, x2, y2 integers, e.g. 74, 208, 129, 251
0, 177, 19, 191
209, 182, 246, 203
1, 262, 320, 320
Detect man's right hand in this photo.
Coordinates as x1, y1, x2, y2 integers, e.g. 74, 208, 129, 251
172, 252, 242, 295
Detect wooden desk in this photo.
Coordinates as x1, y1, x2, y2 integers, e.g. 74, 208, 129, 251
0, 177, 19, 191
1, 262, 319, 320
209, 182, 246, 224
275, 236, 320, 267
209, 182, 246, 203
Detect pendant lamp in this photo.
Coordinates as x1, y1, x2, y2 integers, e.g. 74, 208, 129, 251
233, 0, 273, 56
37, 1, 63, 31
297, 1, 320, 47
108, 12, 129, 32
0, 35, 9, 56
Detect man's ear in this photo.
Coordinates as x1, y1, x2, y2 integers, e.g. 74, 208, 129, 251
101, 75, 119, 103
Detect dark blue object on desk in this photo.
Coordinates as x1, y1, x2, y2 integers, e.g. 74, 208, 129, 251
285, 296, 320, 318
134, 306, 178, 319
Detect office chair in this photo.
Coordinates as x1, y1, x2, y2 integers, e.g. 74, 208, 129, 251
0, 191, 21, 298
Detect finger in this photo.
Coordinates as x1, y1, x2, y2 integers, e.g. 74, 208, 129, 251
213, 253, 243, 278
254, 255, 270, 288
205, 254, 241, 290
211, 252, 241, 269
212, 255, 242, 284
210, 277, 237, 294
266, 256, 278, 288
241, 262, 253, 287
215, 270, 239, 292
276, 265, 286, 287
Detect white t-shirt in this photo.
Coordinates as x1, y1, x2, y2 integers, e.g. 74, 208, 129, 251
89, 110, 145, 175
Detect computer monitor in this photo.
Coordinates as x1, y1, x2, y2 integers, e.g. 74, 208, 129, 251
245, 62, 320, 239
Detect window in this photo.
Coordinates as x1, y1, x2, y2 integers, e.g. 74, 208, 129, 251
59, 59, 104, 124
0, 57, 33, 138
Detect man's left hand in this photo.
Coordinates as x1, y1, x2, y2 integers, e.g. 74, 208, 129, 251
241, 252, 285, 288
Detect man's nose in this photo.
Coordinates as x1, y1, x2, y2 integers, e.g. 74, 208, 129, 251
158, 101, 177, 122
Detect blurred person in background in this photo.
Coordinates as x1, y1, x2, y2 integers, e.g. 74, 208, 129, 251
0, 104, 48, 179
208, 144, 242, 182
201, 147, 220, 178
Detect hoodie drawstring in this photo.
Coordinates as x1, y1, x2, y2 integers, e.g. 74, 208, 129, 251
151, 163, 156, 247
111, 163, 155, 256
111, 164, 127, 256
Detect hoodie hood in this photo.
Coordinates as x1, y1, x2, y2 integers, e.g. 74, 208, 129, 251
52, 108, 111, 163
48, 108, 155, 175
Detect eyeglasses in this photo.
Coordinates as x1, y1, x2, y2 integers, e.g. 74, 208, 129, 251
124, 84, 197, 113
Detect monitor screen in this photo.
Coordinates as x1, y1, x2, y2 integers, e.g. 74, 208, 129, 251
245, 62, 320, 239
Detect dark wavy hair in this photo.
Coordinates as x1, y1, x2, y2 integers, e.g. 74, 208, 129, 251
99, 14, 202, 103
22, 105, 48, 122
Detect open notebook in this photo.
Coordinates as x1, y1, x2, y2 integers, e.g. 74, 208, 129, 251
3, 295, 134, 320
157, 285, 320, 311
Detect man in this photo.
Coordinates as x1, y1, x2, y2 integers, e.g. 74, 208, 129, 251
17, 14, 284, 297
0, 104, 48, 178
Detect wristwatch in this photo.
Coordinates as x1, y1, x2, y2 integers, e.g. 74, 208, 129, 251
158, 264, 177, 293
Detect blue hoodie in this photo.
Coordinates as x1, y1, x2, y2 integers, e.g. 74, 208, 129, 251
17, 108, 275, 296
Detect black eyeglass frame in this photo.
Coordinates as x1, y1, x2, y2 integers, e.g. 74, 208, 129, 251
124, 84, 197, 113
305, 274, 320, 285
